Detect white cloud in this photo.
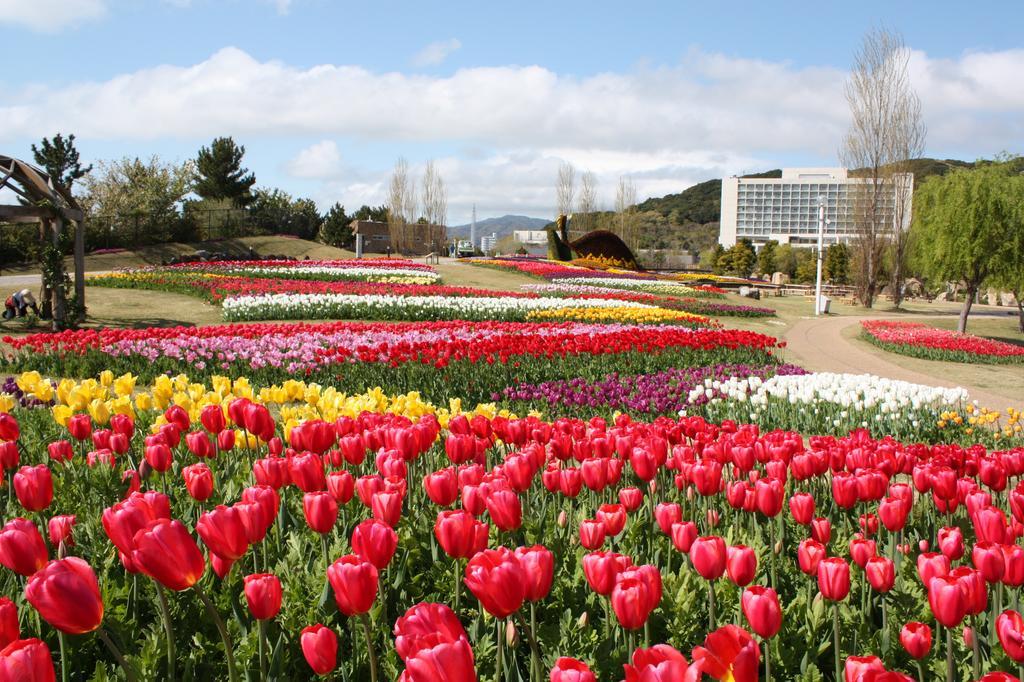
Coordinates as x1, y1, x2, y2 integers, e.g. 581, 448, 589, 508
412, 38, 462, 68
268, 0, 292, 15
285, 140, 341, 179
3, 45, 1022, 222
0, 0, 106, 32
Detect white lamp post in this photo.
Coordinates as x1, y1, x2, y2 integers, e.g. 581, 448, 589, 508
814, 196, 826, 315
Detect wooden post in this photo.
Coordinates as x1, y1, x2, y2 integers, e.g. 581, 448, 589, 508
74, 219, 85, 322
51, 218, 67, 331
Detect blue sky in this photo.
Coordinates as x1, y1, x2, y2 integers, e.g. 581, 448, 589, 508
2, 0, 1023, 223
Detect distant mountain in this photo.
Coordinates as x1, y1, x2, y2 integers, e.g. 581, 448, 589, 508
448, 214, 550, 239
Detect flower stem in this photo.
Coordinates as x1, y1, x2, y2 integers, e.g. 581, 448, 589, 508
496, 617, 504, 682
708, 580, 717, 631
360, 613, 379, 682
98, 628, 139, 682
833, 602, 841, 682
945, 626, 954, 682
155, 584, 176, 682
194, 584, 238, 682
58, 631, 68, 682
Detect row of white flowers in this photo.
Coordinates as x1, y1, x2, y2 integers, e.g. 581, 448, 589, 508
222, 293, 654, 322
550, 277, 704, 297
686, 372, 970, 438
238, 266, 440, 281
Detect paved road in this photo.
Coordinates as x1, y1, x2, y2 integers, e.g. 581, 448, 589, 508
0, 271, 112, 290
782, 312, 1022, 410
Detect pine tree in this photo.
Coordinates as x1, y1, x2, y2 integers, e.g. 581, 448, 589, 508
193, 137, 256, 206
31, 133, 92, 190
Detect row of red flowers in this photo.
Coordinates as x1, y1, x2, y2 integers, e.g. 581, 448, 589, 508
862, 320, 1024, 364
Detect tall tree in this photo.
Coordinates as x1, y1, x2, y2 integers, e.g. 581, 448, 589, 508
421, 160, 448, 228
31, 133, 92, 190
352, 204, 389, 222
555, 162, 576, 222
757, 240, 778, 277
386, 158, 416, 253
193, 137, 256, 206
913, 159, 1024, 333
824, 243, 851, 285
614, 176, 639, 251
319, 203, 353, 247
575, 171, 598, 236
841, 27, 925, 308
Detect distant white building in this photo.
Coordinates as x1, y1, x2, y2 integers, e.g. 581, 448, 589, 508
512, 230, 548, 245
480, 232, 498, 253
719, 167, 913, 248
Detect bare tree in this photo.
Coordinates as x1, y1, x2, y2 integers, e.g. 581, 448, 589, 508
841, 27, 926, 308
555, 161, 576, 222
421, 160, 447, 253
575, 171, 598, 236
387, 158, 414, 253
615, 175, 639, 251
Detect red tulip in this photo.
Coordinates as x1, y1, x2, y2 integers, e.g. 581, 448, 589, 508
972, 541, 1006, 583
0, 638, 56, 682
1003, 544, 1024, 587
393, 602, 468, 662
326, 470, 354, 504
654, 503, 682, 535
47, 515, 75, 549
132, 519, 206, 591
185, 431, 215, 459
403, 638, 477, 682
937, 526, 964, 561
928, 575, 967, 628
67, 414, 92, 441
690, 536, 727, 580
952, 567, 988, 616
253, 456, 290, 489
25, 558, 104, 634
899, 621, 931, 659
351, 519, 399, 569
726, 545, 757, 587
0, 598, 17, 649
755, 478, 784, 517
484, 490, 522, 532
741, 585, 782, 639
217, 429, 235, 452
47, 440, 73, 464
300, 624, 337, 676
14, 465, 52, 512
434, 510, 488, 560
797, 539, 826, 576
916, 552, 950, 586
0, 518, 48, 576
464, 547, 525, 619
327, 555, 378, 616
200, 404, 226, 434
0, 442, 18, 470
818, 557, 851, 601
878, 496, 909, 532
865, 556, 895, 593
611, 572, 656, 630
789, 492, 815, 525
424, 468, 460, 507
196, 505, 249, 561
691, 624, 760, 682
0, 414, 19, 442
597, 503, 627, 537
670, 521, 697, 553
303, 491, 339, 534
550, 657, 596, 682
514, 545, 554, 602
978, 673, 1022, 682
182, 463, 214, 502
622, 644, 694, 682
371, 490, 404, 527
144, 443, 173, 473
810, 517, 832, 544
849, 537, 876, 569
289, 452, 326, 492
579, 520, 606, 550
619, 487, 643, 512
844, 655, 884, 682
243, 573, 282, 620
997, 610, 1024, 663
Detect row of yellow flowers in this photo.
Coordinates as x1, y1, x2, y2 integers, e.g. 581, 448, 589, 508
3, 371, 529, 444
937, 405, 1023, 440
526, 306, 711, 325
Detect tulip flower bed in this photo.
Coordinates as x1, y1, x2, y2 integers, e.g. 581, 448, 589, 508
5, 371, 1024, 681
524, 283, 775, 318
471, 258, 657, 281
862, 321, 1024, 364
1, 323, 779, 404
219, 292, 710, 325
123, 258, 440, 282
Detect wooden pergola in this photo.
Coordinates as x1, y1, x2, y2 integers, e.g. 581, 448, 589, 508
0, 155, 85, 329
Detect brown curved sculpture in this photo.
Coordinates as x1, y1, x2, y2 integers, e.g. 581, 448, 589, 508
569, 229, 641, 270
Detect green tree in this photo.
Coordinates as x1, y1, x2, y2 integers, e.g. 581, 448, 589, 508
249, 188, 322, 240
194, 137, 256, 206
757, 240, 778, 277
726, 239, 756, 278
31, 133, 92, 190
319, 203, 353, 247
794, 249, 818, 284
824, 243, 851, 285
352, 205, 389, 222
774, 244, 798, 279
913, 159, 1024, 333
708, 244, 728, 274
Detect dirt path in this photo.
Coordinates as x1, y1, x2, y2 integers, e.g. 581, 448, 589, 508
782, 314, 1023, 411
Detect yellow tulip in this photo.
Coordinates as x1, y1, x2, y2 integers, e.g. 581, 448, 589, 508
135, 393, 153, 411
99, 370, 114, 387
32, 382, 54, 403
52, 404, 73, 428
88, 399, 111, 425
0, 394, 14, 414
16, 371, 41, 393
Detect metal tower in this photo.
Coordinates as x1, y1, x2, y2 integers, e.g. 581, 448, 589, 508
470, 204, 477, 249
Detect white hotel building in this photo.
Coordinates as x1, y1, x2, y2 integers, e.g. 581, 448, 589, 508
718, 167, 913, 248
